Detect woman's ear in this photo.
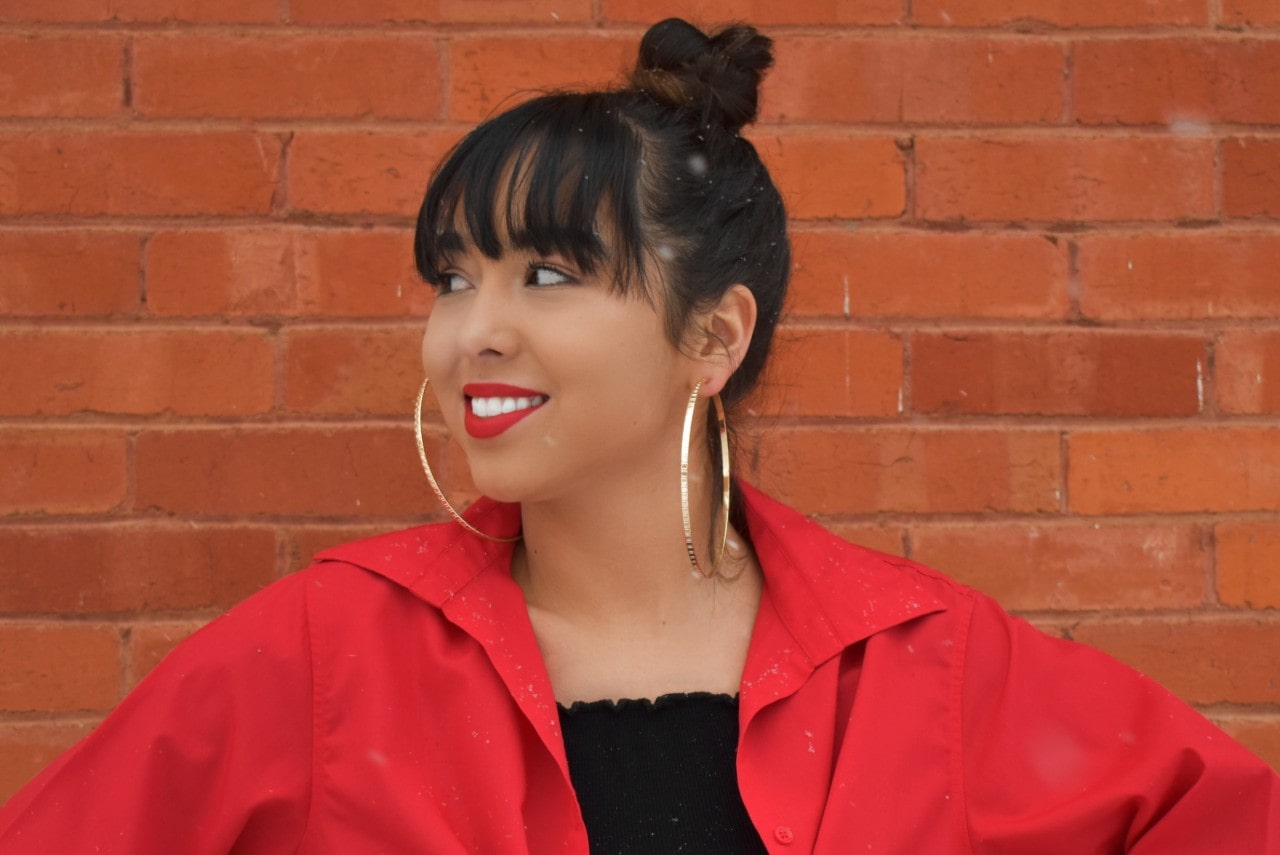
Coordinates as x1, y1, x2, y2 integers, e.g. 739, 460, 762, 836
695, 284, 757, 397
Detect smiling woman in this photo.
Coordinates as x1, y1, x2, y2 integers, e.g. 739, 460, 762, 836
1, 16, 1278, 855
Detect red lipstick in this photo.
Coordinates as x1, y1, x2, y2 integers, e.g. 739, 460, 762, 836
462, 382, 548, 439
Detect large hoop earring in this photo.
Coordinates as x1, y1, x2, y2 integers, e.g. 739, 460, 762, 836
415, 379, 520, 543
680, 379, 731, 578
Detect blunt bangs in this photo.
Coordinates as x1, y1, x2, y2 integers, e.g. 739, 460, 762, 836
415, 93, 649, 296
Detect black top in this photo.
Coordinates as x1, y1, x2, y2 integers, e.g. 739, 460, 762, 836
557, 692, 769, 854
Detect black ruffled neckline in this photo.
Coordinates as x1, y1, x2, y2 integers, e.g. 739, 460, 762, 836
556, 691, 738, 717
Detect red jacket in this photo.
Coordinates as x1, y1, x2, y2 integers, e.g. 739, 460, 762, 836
1, 484, 1277, 853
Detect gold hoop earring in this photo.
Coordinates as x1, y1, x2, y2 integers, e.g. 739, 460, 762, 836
415, 379, 520, 543
680, 379, 731, 578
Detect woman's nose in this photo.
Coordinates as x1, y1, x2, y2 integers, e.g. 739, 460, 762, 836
456, 281, 519, 359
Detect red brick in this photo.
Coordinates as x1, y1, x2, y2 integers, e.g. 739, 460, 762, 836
0, 329, 274, 417
756, 327, 902, 418
1224, 137, 1280, 218
1072, 618, 1280, 705
0, 35, 123, 117
0, 526, 277, 614
754, 428, 1060, 515
0, 231, 141, 316
0, 431, 126, 515
283, 327, 425, 416
133, 36, 439, 120
911, 331, 1205, 416
448, 35, 633, 122
764, 37, 1063, 125
0, 0, 276, 21
913, 0, 1206, 26
603, 0, 901, 24
286, 524, 412, 572
128, 621, 205, 687
1222, 0, 1280, 27
1069, 428, 1280, 514
0, 133, 279, 217
824, 522, 906, 556
0, 722, 95, 805
0, 624, 119, 712
146, 228, 430, 318
916, 136, 1214, 223
292, 0, 591, 23
1078, 232, 1280, 320
752, 134, 905, 219
288, 131, 460, 217
788, 229, 1070, 319
1213, 716, 1280, 772
135, 427, 447, 518
1217, 329, 1280, 414
1216, 522, 1280, 609
911, 522, 1208, 611
1075, 40, 1280, 126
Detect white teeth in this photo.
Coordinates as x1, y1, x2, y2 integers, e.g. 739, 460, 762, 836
470, 395, 546, 418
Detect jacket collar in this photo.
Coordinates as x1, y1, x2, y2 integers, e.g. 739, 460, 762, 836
315, 481, 951, 672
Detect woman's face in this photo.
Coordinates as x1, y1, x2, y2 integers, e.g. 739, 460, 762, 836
421, 245, 699, 504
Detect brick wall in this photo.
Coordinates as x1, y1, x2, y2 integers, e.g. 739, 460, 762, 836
1, 0, 1277, 800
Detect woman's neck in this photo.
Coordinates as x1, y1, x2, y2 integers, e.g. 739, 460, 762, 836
510, 430, 751, 625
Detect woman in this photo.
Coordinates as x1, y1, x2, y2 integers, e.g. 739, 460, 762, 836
1, 17, 1276, 854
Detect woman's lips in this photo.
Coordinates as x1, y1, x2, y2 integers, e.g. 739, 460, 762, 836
462, 383, 548, 439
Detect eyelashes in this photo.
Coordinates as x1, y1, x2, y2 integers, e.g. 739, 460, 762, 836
432, 260, 580, 295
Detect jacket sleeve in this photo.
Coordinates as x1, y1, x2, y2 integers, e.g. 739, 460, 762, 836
0, 571, 316, 855
959, 594, 1280, 854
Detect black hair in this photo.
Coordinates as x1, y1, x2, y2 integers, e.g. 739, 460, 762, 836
414, 18, 789, 413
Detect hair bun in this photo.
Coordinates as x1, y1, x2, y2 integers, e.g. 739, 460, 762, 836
631, 18, 774, 133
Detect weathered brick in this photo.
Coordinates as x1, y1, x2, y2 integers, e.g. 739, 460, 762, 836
1224, 137, 1280, 218
1078, 232, 1280, 320
911, 522, 1208, 611
1075, 39, 1280, 126
0, 329, 275, 417
916, 136, 1214, 222
612, 0, 900, 23
0, 0, 276, 21
0, 526, 277, 614
133, 35, 440, 119
1069, 428, 1280, 514
1222, 0, 1280, 27
1216, 329, 1280, 414
753, 134, 905, 219
135, 427, 444, 518
788, 229, 1070, 319
291, 0, 591, 23
146, 229, 430, 318
0, 35, 123, 117
0, 133, 280, 217
911, 331, 1205, 416
0, 624, 119, 712
759, 327, 903, 418
283, 327, 425, 415
287, 131, 460, 217
1073, 618, 1280, 705
0, 231, 141, 316
1216, 522, 1280, 609
913, 0, 1206, 26
755, 428, 1061, 515
0, 431, 127, 516
449, 35, 633, 121
765, 36, 1063, 124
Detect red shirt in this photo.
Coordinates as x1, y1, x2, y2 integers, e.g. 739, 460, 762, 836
1, 484, 1277, 852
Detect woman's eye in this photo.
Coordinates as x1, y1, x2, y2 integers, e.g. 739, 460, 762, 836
528, 264, 575, 287
441, 272, 471, 293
